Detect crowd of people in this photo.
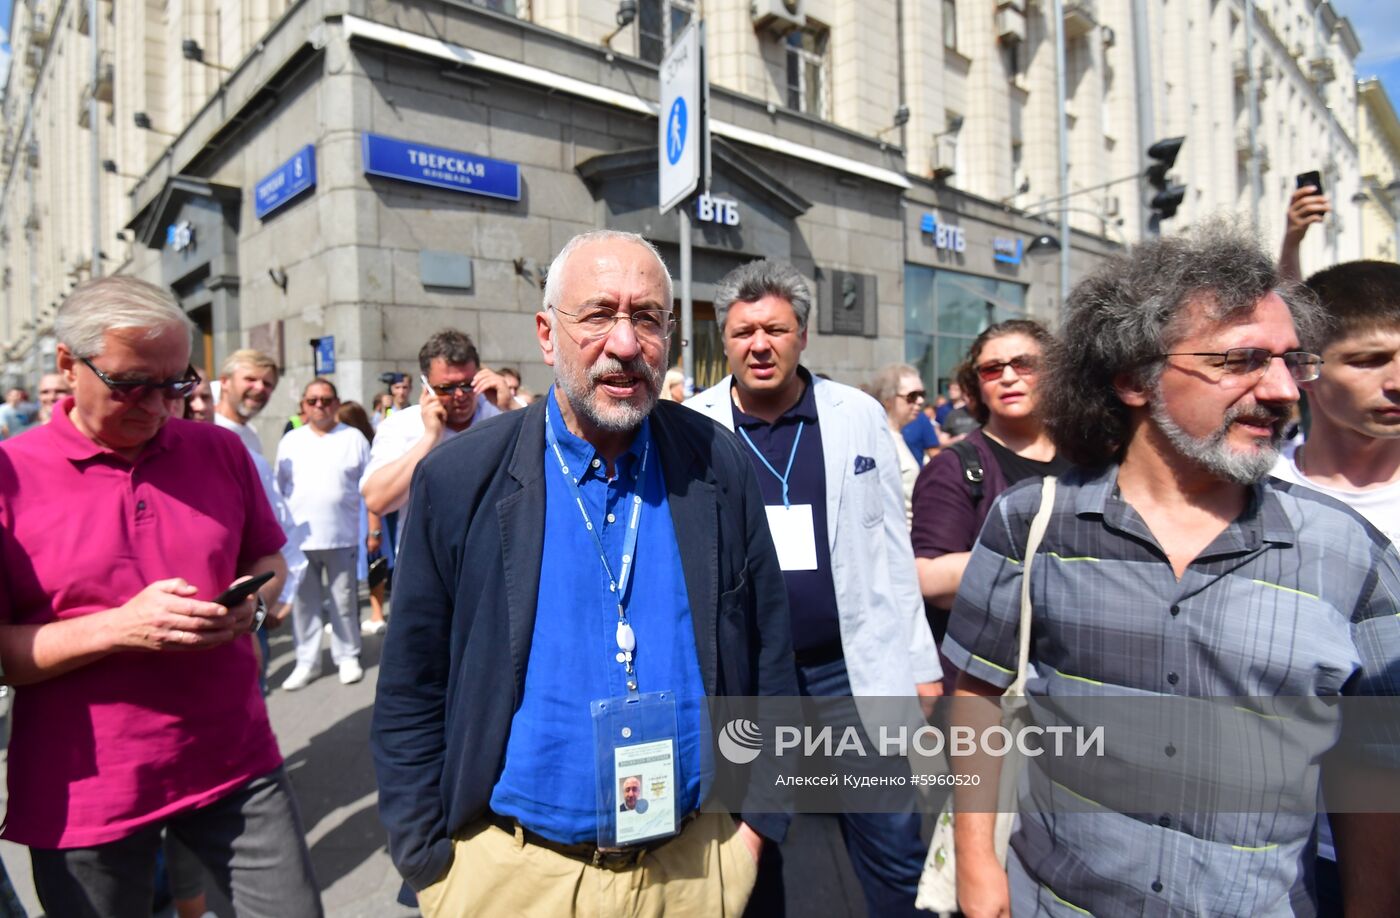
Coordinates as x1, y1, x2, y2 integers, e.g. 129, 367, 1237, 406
0, 187, 1398, 918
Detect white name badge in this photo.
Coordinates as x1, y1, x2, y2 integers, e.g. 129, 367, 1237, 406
765, 504, 819, 571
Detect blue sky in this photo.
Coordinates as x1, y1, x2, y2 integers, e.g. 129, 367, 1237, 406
0, 0, 11, 91
1334, 0, 1400, 105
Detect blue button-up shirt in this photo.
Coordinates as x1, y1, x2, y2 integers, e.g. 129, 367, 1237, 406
490, 392, 706, 843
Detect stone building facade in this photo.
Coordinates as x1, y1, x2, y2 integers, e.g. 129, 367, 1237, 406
1357, 78, 1400, 263
0, 0, 1385, 442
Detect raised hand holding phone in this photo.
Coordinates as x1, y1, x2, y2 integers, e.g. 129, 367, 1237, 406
420, 372, 447, 438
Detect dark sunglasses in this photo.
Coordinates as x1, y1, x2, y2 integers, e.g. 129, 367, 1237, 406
428, 381, 475, 397
80, 356, 199, 402
304, 396, 338, 407
899, 390, 926, 405
976, 355, 1039, 382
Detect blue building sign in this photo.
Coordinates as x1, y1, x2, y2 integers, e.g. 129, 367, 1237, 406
992, 237, 1024, 265
314, 336, 336, 375
254, 145, 317, 220
920, 212, 966, 253
361, 133, 521, 202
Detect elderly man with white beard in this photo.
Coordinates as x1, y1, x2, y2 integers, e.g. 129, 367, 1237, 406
371, 230, 796, 917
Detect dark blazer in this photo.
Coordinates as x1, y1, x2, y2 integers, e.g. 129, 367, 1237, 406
370, 398, 796, 892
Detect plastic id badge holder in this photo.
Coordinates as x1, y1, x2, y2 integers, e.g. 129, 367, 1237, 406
591, 691, 679, 848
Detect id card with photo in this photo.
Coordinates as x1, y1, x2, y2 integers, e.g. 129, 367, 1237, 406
592, 691, 679, 847
613, 738, 677, 844
765, 504, 819, 571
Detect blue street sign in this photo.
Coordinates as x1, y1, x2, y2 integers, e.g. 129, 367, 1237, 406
315, 336, 336, 375
666, 98, 687, 166
361, 132, 521, 202
254, 145, 317, 220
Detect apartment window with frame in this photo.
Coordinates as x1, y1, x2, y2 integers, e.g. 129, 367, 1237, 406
786, 27, 829, 118
639, 0, 695, 64
943, 0, 958, 52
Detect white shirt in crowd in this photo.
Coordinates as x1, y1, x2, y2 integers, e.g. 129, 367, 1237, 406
1271, 449, 1400, 543
248, 449, 310, 605
359, 401, 501, 516
277, 423, 371, 551
888, 426, 918, 528
209, 420, 308, 605
214, 412, 266, 458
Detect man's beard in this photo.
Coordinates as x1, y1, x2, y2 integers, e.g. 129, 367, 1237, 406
555, 351, 663, 434
234, 394, 266, 421
1149, 392, 1289, 485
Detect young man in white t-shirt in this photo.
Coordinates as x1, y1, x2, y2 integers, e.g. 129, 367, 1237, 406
276, 378, 371, 690
1269, 259, 1400, 917
360, 329, 511, 518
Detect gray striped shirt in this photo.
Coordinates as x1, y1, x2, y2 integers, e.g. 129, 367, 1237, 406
945, 464, 1400, 917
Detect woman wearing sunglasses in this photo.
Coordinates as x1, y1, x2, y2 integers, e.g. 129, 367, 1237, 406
909, 319, 1069, 670
870, 363, 928, 527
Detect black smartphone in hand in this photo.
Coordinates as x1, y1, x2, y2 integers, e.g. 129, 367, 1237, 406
213, 571, 275, 608
1296, 171, 1323, 194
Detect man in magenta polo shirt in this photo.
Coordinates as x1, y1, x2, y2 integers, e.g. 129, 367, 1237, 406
0, 276, 322, 917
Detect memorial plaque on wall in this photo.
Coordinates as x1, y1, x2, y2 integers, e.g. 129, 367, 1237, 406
248, 320, 285, 369
819, 270, 877, 338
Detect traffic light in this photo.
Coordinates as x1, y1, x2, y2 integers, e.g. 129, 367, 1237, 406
1146, 136, 1186, 226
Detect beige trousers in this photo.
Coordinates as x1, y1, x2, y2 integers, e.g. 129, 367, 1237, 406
415, 811, 759, 918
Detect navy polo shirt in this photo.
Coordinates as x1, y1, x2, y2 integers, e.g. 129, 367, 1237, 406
730, 368, 842, 655
489, 390, 705, 843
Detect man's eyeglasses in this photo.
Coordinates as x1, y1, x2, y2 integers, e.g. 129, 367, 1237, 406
899, 390, 926, 405
426, 381, 475, 397
552, 306, 676, 345
1158, 348, 1323, 383
304, 396, 337, 407
976, 356, 1039, 382
80, 356, 199, 402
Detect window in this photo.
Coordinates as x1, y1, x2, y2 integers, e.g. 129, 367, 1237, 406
468, 0, 517, 13
639, 0, 695, 64
943, 0, 958, 52
904, 265, 1028, 395
786, 28, 829, 117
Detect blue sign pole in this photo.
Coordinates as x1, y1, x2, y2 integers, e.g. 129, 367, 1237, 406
254, 145, 317, 220
361, 133, 521, 202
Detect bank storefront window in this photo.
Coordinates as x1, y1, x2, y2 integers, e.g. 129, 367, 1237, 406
904, 265, 1027, 395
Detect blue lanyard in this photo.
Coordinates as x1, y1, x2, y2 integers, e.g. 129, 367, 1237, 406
545, 399, 650, 691
738, 421, 804, 508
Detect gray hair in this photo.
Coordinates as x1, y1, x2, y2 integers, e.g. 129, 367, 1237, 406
541, 230, 674, 314
55, 276, 195, 359
1039, 216, 1324, 468
713, 259, 812, 333
869, 363, 921, 408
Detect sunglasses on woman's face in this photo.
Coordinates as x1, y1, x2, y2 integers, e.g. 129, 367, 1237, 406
975, 355, 1039, 382
899, 390, 926, 405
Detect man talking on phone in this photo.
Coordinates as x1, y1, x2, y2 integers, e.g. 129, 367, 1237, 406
0, 276, 322, 917
361, 329, 511, 519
